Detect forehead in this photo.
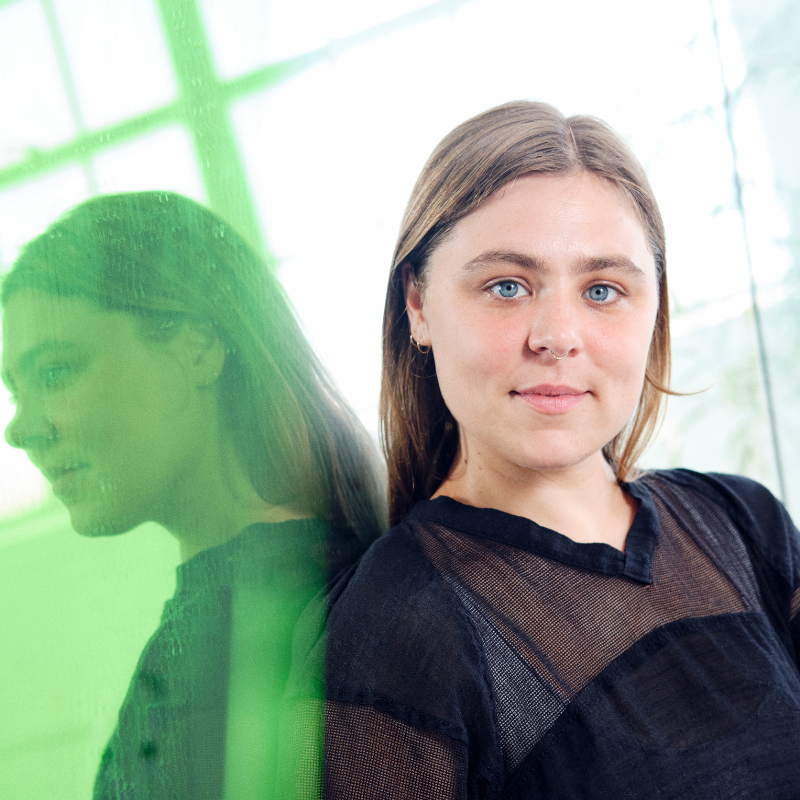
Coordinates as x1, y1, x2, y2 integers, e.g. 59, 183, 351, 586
432, 171, 655, 277
1, 290, 114, 375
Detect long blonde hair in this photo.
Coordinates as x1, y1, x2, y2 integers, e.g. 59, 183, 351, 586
381, 101, 671, 525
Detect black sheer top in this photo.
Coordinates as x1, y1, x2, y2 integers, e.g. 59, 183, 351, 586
93, 518, 362, 800
284, 470, 800, 798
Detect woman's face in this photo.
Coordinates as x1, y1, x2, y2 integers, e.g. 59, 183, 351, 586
2, 290, 218, 536
406, 171, 660, 481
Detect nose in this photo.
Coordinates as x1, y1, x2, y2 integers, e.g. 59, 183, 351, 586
4, 402, 57, 452
527, 293, 583, 359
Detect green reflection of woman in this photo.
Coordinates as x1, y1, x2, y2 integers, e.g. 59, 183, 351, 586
1, 191, 385, 799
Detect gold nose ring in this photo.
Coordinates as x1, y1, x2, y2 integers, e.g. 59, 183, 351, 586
548, 349, 569, 360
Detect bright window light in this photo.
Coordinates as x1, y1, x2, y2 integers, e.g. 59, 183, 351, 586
0, 0, 76, 167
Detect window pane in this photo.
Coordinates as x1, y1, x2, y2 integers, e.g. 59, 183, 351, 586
230, 0, 753, 439
0, 395, 48, 517
0, 165, 91, 516
0, 3, 796, 799
0, 0, 76, 168
199, 0, 435, 78
0, 165, 90, 273
728, 0, 800, 514
92, 125, 206, 201
0, 517, 177, 800
51, 0, 177, 130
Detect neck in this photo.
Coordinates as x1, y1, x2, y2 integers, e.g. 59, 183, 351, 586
159, 420, 311, 562
434, 448, 636, 551
172, 494, 310, 563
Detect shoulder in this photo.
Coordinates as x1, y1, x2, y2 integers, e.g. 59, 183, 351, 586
334, 525, 488, 692
645, 468, 800, 588
645, 468, 787, 528
290, 522, 496, 740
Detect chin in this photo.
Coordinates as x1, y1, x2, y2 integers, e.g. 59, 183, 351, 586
66, 504, 136, 538
513, 439, 611, 474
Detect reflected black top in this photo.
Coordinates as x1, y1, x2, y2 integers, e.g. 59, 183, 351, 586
93, 518, 362, 800
285, 470, 800, 799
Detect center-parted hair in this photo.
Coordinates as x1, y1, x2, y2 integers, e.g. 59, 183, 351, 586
2, 191, 386, 545
381, 101, 671, 525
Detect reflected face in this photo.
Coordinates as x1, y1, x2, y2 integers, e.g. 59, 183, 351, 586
2, 290, 208, 535
407, 171, 660, 479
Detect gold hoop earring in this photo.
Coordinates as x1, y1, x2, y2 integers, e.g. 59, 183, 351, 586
410, 333, 431, 355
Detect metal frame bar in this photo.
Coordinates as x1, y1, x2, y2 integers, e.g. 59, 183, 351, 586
153, 0, 267, 256
709, 0, 787, 501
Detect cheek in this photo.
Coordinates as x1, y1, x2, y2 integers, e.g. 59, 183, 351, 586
47, 389, 108, 449
429, 299, 522, 377
592, 315, 656, 400
60, 380, 157, 460
434, 326, 519, 411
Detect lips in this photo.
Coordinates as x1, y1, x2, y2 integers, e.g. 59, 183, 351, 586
42, 463, 89, 483
513, 385, 588, 414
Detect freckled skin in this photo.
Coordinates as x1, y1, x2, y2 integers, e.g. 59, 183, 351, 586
405, 172, 660, 544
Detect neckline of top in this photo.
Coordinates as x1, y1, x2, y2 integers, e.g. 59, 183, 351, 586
405, 476, 660, 585
175, 517, 333, 594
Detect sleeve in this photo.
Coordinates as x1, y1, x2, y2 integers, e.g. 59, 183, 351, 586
673, 470, 800, 663
277, 528, 502, 800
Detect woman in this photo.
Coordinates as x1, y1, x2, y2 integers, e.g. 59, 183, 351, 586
284, 102, 800, 798
0, 191, 385, 799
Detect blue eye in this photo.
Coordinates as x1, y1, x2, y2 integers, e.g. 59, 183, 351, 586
586, 284, 618, 303
491, 281, 528, 299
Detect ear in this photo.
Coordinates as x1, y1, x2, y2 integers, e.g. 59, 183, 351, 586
174, 323, 226, 388
402, 262, 431, 347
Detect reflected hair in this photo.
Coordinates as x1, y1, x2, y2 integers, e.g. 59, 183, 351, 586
2, 191, 385, 545
381, 101, 671, 525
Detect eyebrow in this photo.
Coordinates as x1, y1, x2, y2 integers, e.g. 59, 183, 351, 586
1, 340, 81, 391
461, 249, 646, 278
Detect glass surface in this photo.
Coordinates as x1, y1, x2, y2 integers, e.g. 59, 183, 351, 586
199, 0, 435, 78
727, 0, 800, 512
0, 392, 48, 516
92, 125, 207, 200
0, 0, 798, 798
0, 165, 90, 272
0, 515, 178, 800
0, 0, 76, 168
231, 0, 797, 486
0, 166, 92, 516
51, 0, 177, 130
